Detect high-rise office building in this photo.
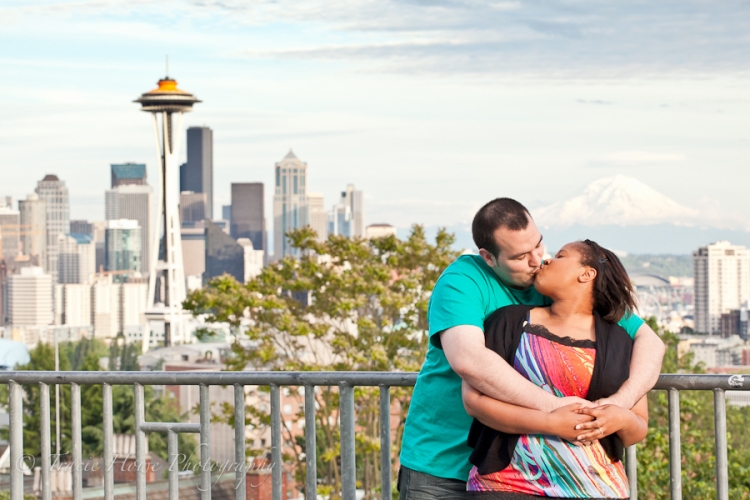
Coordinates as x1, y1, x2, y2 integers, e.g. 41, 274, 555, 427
111, 163, 147, 188
105, 185, 152, 273
238, 238, 264, 282
204, 220, 244, 283
329, 184, 364, 239
35, 175, 70, 277
231, 183, 265, 254
0, 204, 20, 261
8, 266, 53, 327
694, 240, 750, 334
273, 151, 308, 259
365, 224, 397, 239
58, 234, 96, 284
70, 220, 94, 238
104, 220, 142, 278
60, 283, 92, 327
179, 191, 207, 225
180, 127, 213, 219
19, 194, 46, 268
307, 193, 327, 243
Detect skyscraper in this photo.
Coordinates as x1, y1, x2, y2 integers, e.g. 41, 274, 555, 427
273, 151, 308, 259
180, 126, 213, 219
0, 203, 20, 261
8, 266, 53, 327
105, 219, 142, 278
329, 184, 364, 238
204, 220, 244, 283
105, 185, 152, 273
179, 191, 207, 225
307, 193, 327, 243
111, 163, 147, 188
19, 194, 46, 268
35, 174, 70, 277
693, 240, 750, 334
58, 234, 96, 284
231, 183, 265, 254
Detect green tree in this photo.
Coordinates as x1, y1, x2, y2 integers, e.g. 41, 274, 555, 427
635, 317, 750, 499
184, 225, 458, 499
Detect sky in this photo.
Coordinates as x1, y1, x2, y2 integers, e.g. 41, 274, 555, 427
1, 0, 750, 251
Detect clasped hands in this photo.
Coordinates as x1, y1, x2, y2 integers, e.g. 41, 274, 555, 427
548, 396, 631, 446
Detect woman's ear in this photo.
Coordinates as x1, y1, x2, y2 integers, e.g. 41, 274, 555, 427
579, 267, 597, 284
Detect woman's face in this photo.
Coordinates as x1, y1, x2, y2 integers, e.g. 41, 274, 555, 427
533, 242, 593, 298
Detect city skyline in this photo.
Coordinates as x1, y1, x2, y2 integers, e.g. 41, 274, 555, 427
2, 1, 750, 243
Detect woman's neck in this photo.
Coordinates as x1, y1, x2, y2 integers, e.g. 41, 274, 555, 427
548, 295, 593, 322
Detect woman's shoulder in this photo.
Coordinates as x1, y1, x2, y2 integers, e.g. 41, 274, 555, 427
483, 304, 536, 329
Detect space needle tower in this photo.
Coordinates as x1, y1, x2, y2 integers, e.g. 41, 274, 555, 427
135, 75, 200, 352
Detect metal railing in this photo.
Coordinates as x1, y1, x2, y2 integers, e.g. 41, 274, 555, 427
0, 371, 746, 500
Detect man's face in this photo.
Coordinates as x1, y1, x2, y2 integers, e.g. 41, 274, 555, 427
478, 215, 544, 289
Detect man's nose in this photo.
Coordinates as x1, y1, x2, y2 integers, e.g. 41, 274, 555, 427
529, 250, 543, 268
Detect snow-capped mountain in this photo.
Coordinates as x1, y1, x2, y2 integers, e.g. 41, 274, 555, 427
534, 175, 698, 228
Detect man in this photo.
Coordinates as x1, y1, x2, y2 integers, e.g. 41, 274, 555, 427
398, 198, 665, 499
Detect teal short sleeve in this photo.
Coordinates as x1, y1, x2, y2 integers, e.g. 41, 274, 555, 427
617, 311, 644, 340
428, 271, 485, 349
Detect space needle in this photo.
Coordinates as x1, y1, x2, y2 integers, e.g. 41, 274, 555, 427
135, 74, 200, 352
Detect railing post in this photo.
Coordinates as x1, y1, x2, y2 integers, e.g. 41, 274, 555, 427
304, 385, 317, 500
71, 382, 82, 500
199, 383, 212, 500
626, 445, 637, 500
713, 389, 728, 500
379, 386, 392, 500
668, 388, 682, 500
40, 382, 52, 500
234, 384, 247, 500
270, 384, 282, 500
134, 383, 146, 500
102, 383, 114, 500
168, 430, 179, 500
340, 383, 356, 500
9, 380, 23, 500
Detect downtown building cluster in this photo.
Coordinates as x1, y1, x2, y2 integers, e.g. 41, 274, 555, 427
0, 127, 394, 349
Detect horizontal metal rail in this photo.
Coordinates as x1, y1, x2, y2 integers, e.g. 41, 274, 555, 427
1, 372, 747, 500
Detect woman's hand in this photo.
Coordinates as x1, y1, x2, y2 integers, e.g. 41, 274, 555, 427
547, 404, 597, 444
574, 404, 632, 441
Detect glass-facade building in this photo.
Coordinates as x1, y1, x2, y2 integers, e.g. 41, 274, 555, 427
104, 219, 141, 281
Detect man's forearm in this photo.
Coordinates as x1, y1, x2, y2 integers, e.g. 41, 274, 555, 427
460, 347, 559, 412
608, 324, 665, 408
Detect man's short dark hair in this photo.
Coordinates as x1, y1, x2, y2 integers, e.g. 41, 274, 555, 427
472, 198, 531, 256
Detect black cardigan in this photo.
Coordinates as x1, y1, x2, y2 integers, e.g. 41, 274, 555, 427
467, 305, 633, 475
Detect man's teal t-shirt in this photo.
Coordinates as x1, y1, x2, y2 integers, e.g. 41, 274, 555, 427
399, 254, 644, 482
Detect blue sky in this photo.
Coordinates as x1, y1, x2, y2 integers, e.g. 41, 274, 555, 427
1, 0, 749, 242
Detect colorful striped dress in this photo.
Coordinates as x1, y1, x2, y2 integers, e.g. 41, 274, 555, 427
467, 321, 630, 498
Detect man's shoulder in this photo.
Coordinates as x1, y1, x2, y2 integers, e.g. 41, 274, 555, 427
441, 254, 493, 280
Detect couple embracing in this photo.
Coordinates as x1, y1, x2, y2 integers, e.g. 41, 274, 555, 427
398, 198, 665, 500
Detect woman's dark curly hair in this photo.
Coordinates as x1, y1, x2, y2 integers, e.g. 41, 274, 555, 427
578, 239, 638, 322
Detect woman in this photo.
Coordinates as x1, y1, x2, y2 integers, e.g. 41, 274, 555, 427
462, 239, 649, 499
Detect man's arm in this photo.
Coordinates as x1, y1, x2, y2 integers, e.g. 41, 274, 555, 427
596, 323, 665, 409
441, 325, 591, 413
462, 381, 595, 442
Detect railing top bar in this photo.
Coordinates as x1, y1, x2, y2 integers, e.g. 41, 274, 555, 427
654, 374, 748, 391
0, 370, 419, 387
1, 371, 746, 390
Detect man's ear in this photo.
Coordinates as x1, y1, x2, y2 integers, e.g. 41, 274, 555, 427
579, 267, 597, 284
478, 248, 495, 267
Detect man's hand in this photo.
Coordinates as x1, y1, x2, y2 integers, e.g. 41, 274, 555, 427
547, 404, 597, 444
552, 396, 597, 411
